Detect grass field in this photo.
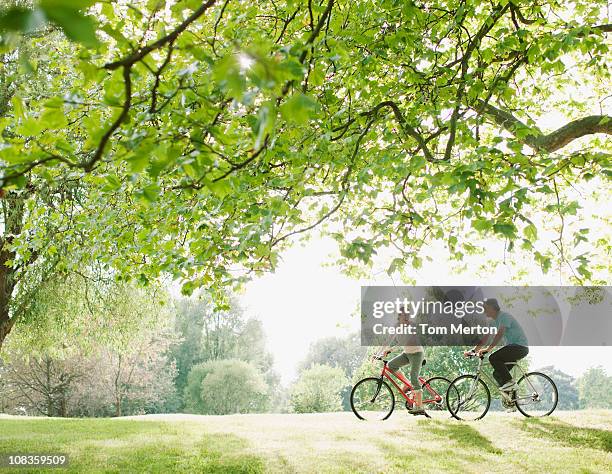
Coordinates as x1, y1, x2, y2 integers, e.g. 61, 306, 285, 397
0, 410, 610, 473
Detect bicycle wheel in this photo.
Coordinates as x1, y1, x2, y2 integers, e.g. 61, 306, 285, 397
514, 372, 558, 417
446, 375, 491, 421
350, 377, 395, 421
421, 377, 452, 411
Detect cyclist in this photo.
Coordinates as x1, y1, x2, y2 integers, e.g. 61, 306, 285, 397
377, 308, 426, 415
465, 298, 529, 398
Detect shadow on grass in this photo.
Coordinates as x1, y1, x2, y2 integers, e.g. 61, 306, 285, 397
517, 418, 611, 453
375, 440, 418, 471
422, 419, 502, 455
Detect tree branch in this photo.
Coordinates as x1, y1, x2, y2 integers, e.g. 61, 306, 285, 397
474, 100, 612, 153
103, 0, 218, 70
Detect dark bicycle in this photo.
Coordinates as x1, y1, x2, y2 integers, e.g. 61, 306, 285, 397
446, 351, 558, 421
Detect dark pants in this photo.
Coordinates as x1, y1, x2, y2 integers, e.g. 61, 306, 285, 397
489, 344, 529, 386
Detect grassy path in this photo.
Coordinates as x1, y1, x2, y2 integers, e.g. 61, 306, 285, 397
0, 410, 610, 473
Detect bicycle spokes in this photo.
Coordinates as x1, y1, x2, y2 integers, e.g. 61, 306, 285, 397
447, 375, 491, 421
351, 377, 395, 421
514, 372, 558, 417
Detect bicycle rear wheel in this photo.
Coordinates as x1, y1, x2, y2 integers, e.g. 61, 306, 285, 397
514, 372, 558, 417
421, 377, 452, 411
446, 375, 491, 421
350, 377, 395, 421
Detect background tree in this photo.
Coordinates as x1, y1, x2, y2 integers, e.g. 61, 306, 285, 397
95, 327, 178, 417
289, 364, 348, 413
298, 333, 366, 410
298, 333, 366, 380
183, 359, 269, 415
0, 274, 178, 417
537, 365, 579, 410
577, 366, 612, 409
171, 296, 279, 409
0, 350, 85, 416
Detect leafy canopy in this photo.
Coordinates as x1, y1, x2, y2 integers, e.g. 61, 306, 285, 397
0, 0, 610, 296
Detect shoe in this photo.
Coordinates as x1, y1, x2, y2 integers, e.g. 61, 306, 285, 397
505, 405, 517, 413
501, 398, 515, 409
499, 380, 516, 392
408, 407, 427, 416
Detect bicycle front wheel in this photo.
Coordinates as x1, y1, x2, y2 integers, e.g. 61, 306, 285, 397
515, 372, 558, 417
421, 377, 452, 411
350, 377, 395, 421
446, 375, 491, 421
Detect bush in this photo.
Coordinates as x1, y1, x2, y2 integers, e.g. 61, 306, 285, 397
184, 359, 269, 415
290, 364, 348, 413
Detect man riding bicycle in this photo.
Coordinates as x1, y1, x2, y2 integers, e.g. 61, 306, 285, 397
464, 298, 529, 400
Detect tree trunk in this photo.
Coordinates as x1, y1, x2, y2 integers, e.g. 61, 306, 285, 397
0, 192, 26, 350
115, 395, 122, 417
45, 357, 53, 417
0, 314, 14, 352
59, 392, 67, 417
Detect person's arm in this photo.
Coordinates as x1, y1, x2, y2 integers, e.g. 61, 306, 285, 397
478, 326, 505, 356
464, 334, 491, 356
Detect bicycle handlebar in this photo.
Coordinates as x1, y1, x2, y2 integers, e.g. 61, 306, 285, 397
465, 351, 486, 359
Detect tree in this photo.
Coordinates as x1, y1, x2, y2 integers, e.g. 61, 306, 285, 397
290, 364, 348, 413
298, 333, 366, 410
95, 328, 178, 417
537, 365, 579, 410
170, 298, 209, 398
0, 350, 85, 416
577, 366, 612, 409
183, 359, 269, 415
1, 0, 610, 349
298, 333, 366, 380
171, 296, 279, 409
0, 275, 178, 417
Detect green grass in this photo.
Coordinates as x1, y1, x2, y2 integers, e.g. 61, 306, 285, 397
0, 411, 610, 473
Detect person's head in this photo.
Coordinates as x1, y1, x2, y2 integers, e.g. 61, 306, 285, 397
483, 298, 500, 319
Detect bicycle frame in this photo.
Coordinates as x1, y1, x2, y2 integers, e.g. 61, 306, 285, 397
467, 356, 541, 404
379, 361, 443, 406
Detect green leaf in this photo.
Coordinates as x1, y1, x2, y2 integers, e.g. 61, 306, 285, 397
524, 223, 538, 242
11, 95, 25, 119
16, 117, 45, 136
212, 54, 245, 97
103, 175, 122, 192
40, 4, 99, 47
0, 7, 44, 33
206, 179, 231, 198
472, 218, 492, 232
493, 222, 517, 238
280, 93, 318, 124
41, 107, 67, 129
140, 184, 161, 203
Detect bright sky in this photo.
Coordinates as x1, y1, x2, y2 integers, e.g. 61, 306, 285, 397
238, 102, 611, 385
239, 236, 612, 385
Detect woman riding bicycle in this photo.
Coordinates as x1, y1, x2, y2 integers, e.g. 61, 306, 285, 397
465, 298, 529, 396
377, 308, 426, 415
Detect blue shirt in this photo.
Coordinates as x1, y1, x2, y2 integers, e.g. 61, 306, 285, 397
493, 311, 528, 346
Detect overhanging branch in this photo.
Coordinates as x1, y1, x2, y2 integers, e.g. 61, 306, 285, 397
474, 100, 612, 153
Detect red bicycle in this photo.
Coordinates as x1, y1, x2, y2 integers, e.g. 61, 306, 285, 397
350, 355, 452, 420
